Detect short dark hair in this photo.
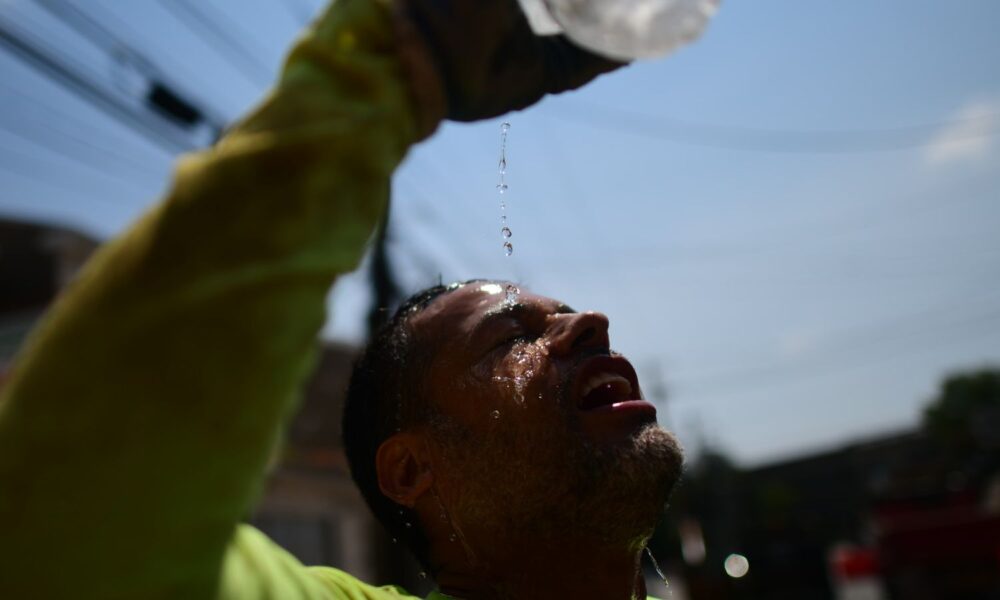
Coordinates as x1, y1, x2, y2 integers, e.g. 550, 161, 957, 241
342, 280, 486, 570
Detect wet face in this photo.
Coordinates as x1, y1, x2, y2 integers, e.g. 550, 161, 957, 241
408, 282, 683, 553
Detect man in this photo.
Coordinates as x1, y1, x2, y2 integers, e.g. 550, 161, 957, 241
344, 281, 683, 598
0, 0, 683, 598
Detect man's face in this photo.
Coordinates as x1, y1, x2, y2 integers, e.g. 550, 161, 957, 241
408, 282, 683, 551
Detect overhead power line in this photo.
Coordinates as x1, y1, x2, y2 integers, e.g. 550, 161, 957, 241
155, 0, 274, 88
0, 145, 138, 210
676, 293, 1000, 398
31, 0, 227, 135
551, 102, 1000, 154
281, 0, 316, 25
0, 120, 150, 189
0, 85, 168, 179
0, 16, 195, 153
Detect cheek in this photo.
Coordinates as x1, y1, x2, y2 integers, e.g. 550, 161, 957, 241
493, 341, 560, 408
463, 342, 562, 419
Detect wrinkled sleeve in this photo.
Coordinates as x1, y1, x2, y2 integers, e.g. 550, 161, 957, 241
0, 0, 430, 597
220, 526, 418, 600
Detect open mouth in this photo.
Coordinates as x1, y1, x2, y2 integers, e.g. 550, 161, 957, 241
573, 355, 642, 411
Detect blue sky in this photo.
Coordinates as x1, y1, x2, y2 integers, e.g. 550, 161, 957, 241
2, 0, 999, 465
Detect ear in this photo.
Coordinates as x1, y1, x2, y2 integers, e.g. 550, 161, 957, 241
376, 432, 434, 507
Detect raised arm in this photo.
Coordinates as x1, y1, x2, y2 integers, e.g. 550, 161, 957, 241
0, 0, 432, 596
0, 0, 619, 596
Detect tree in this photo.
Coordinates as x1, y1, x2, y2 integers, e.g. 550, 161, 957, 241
923, 367, 1000, 451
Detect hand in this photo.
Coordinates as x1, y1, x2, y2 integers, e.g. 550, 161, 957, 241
396, 0, 625, 122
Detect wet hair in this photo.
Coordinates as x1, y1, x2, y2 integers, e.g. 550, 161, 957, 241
342, 280, 487, 570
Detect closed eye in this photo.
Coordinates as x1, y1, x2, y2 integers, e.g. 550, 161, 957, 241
504, 334, 533, 347
488, 331, 543, 360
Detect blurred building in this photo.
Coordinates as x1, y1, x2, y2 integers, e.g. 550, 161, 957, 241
0, 218, 99, 370
669, 420, 1000, 600
0, 218, 428, 594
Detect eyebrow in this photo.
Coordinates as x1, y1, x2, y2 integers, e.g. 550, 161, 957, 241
471, 301, 576, 342
472, 303, 528, 340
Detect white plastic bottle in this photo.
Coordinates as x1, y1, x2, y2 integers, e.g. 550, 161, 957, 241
517, 0, 720, 61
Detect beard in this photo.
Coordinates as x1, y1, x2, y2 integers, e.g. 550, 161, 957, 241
430, 404, 684, 554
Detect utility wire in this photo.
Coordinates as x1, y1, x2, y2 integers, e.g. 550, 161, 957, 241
677, 310, 1000, 403
0, 16, 195, 153
676, 292, 1000, 397
0, 80, 166, 159
395, 178, 483, 282
155, 0, 273, 88
533, 117, 631, 293
0, 145, 136, 211
396, 158, 494, 267
534, 159, 997, 272
32, 0, 227, 133
0, 90, 167, 180
551, 102, 1000, 154
0, 121, 152, 190
280, 0, 316, 25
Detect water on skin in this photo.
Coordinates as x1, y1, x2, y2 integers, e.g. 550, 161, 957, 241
645, 547, 672, 599
432, 485, 478, 565
504, 282, 518, 303
490, 337, 549, 406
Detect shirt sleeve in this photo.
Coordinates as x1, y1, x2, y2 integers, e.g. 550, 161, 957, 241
219, 526, 419, 600
0, 0, 429, 597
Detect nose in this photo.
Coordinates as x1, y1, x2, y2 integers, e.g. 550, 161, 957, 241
547, 311, 610, 356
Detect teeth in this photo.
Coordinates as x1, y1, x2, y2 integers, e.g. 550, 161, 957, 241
580, 372, 632, 398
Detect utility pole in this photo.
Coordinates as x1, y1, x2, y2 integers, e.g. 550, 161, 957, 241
646, 361, 672, 431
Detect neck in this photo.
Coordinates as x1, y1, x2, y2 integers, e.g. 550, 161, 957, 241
434, 535, 648, 600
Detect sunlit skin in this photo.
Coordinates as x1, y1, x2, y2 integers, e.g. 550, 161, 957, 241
376, 282, 682, 600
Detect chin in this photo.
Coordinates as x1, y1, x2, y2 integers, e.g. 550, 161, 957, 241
539, 422, 685, 549
432, 413, 684, 551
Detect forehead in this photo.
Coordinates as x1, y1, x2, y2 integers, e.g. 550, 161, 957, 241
408, 283, 558, 341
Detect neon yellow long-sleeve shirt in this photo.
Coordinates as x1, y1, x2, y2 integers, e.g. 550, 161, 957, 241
0, 0, 437, 597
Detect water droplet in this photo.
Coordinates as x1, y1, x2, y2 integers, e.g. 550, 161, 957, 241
504, 242, 513, 256
440, 512, 448, 521
501, 122, 510, 133
501, 226, 512, 239
449, 533, 457, 542
646, 547, 672, 597
491, 409, 501, 419
496, 183, 508, 193
498, 158, 507, 173
405, 521, 412, 528
505, 283, 518, 303
391, 537, 398, 544
418, 571, 428, 580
